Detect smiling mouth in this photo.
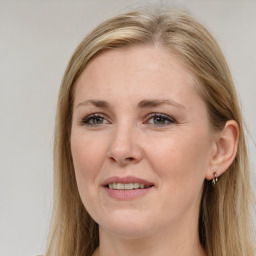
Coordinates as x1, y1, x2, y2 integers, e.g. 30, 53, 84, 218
107, 183, 153, 190
103, 177, 154, 199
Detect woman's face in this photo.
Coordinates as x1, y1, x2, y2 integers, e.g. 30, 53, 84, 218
71, 45, 216, 239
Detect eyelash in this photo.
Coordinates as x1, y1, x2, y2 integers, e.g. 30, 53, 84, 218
80, 113, 176, 127
80, 113, 108, 126
146, 113, 175, 126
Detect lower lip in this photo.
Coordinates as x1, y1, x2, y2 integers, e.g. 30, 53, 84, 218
103, 186, 153, 200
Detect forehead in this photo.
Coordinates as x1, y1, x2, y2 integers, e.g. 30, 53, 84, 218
74, 45, 203, 110
79, 45, 196, 83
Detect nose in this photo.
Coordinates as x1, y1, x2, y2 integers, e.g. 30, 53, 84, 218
107, 123, 143, 166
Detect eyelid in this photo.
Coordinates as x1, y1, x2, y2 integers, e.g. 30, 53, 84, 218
78, 112, 176, 126
145, 112, 176, 125
79, 112, 110, 126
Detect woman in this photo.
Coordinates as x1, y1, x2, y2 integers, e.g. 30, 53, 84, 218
45, 6, 255, 256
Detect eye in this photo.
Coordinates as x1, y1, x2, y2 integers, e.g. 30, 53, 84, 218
146, 113, 175, 126
80, 114, 109, 126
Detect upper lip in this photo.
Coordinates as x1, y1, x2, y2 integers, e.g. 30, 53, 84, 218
102, 176, 154, 187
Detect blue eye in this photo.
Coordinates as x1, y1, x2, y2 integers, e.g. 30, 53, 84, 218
80, 113, 174, 127
147, 113, 175, 125
81, 114, 108, 126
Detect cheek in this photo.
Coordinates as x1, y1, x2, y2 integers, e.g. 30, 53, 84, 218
71, 132, 106, 174
145, 131, 211, 195
70, 132, 107, 205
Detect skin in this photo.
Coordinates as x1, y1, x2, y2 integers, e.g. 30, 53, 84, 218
70, 45, 238, 256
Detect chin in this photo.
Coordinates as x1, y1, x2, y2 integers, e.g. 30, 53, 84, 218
97, 210, 156, 239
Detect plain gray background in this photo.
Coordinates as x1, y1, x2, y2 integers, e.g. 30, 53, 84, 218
0, 0, 255, 255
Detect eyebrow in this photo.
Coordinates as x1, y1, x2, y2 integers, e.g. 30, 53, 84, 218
75, 99, 185, 110
76, 99, 110, 109
138, 99, 185, 109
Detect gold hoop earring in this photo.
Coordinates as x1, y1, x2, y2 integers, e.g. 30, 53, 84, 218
212, 172, 218, 185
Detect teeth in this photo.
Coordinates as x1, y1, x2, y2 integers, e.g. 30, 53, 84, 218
124, 183, 133, 190
116, 183, 124, 189
133, 183, 140, 189
108, 183, 149, 190
139, 184, 145, 189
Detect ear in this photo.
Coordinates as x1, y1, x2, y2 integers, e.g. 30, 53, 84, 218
205, 120, 239, 181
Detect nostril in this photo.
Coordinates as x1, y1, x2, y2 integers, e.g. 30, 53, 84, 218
126, 157, 134, 161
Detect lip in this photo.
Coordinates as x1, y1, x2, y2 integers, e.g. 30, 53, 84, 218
102, 176, 154, 200
102, 176, 154, 187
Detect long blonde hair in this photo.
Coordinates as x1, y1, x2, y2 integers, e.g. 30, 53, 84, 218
45, 6, 255, 256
